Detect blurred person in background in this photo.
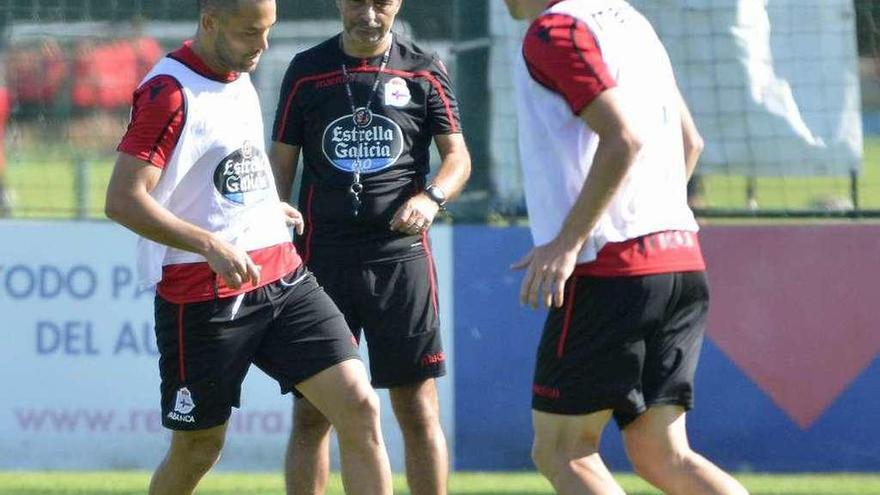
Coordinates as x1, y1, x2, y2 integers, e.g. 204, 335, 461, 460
105, 0, 393, 493
69, 24, 162, 151
504, 0, 750, 494
71, 18, 162, 114
6, 37, 67, 115
271, 0, 471, 493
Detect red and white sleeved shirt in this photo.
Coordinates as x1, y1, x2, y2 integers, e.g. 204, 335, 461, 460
515, 0, 703, 276
118, 42, 300, 302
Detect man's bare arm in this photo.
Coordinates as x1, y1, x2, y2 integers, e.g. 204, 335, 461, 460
513, 88, 643, 309
105, 153, 260, 289
556, 88, 643, 251
429, 133, 471, 201
389, 133, 471, 234
677, 89, 704, 180
269, 142, 302, 202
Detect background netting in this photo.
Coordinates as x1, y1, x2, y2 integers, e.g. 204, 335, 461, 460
0, 0, 878, 219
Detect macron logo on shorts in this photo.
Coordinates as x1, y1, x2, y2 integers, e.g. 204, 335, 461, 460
167, 387, 196, 423
421, 352, 445, 367
533, 384, 561, 400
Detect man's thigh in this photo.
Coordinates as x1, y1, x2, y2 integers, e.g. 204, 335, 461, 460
532, 409, 614, 454
255, 268, 361, 395
294, 358, 375, 426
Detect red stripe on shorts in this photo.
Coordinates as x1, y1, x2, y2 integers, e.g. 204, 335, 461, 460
178, 304, 186, 382
421, 232, 440, 318
556, 279, 578, 358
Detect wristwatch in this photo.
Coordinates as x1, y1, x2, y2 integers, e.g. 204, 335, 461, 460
425, 184, 448, 210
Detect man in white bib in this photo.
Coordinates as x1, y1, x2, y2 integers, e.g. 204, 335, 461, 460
106, 1, 392, 493
504, 0, 750, 494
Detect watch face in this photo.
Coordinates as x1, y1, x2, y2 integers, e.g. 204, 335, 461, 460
427, 186, 446, 206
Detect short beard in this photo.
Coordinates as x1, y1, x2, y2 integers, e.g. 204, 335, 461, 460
214, 33, 248, 73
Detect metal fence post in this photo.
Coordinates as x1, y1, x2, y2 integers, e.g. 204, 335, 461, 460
75, 156, 89, 219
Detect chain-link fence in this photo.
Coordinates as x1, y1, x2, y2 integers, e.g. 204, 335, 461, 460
0, 0, 878, 220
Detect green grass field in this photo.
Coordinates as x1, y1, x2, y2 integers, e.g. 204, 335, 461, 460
694, 138, 880, 211
1, 472, 879, 495
5, 137, 880, 219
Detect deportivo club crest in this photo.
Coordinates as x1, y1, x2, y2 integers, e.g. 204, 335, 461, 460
167, 386, 196, 424
322, 113, 404, 174
383, 77, 411, 107
214, 140, 272, 205
174, 387, 195, 415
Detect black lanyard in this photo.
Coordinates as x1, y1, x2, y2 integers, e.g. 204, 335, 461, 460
340, 36, 393, 217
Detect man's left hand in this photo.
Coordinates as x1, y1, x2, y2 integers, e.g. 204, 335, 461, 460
390, 193, 440, 235
280, 202, 305, 235
511, 238, 580, 309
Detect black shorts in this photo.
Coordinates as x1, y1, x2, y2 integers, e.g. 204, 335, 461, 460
306, 254, 446, 389
154, 266, 359, 430
532, 271, 709, 428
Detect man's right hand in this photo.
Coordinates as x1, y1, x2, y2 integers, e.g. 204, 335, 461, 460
204, 236, 261, 290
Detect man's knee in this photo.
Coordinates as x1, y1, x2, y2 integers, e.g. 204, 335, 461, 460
396, 403, 440, 440
170, 428, 226, 471
334, 389, 381, 440
624, 429, 689, 483
623, 405, 692, 483
391, 382, 441, 438
293, 398, 332, 435
530, 437, 559, 478
530, 430, 601, 480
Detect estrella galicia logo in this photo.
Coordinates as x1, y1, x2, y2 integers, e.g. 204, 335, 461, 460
322, 113, 404, 174
213, 140, 272, 204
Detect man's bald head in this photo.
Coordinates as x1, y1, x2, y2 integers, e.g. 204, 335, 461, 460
198, 0, 232, 12
197, 0, 268, 14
